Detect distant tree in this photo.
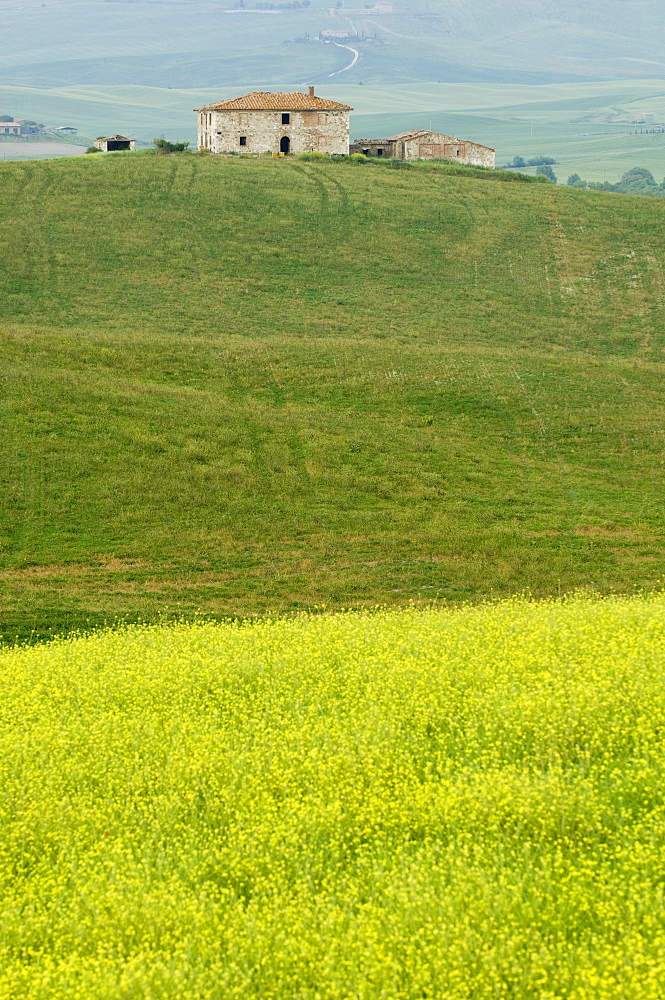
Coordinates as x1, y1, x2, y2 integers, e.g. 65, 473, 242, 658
509, 155, 526, 167
567, 173, 581, 186
536, 165, 557, 183
527, 155, 556, 166
0, 115, 13, 122
619, 166, 656, 187
153, 138, 190, 153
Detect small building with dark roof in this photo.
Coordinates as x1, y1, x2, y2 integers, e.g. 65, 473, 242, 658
94, 135, 135, 152
195, 89, 352, 156
350, 129, 495, 168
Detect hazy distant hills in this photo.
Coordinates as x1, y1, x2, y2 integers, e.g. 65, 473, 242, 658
1, 0, 665, 89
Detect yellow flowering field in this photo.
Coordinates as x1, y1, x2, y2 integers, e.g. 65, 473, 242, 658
2, 596, 665, 1000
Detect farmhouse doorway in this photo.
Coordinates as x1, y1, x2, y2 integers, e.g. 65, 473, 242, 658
280, 136, 290, 154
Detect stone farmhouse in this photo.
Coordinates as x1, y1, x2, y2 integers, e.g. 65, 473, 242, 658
195, 89, 352, 156
350, 129, 495, 167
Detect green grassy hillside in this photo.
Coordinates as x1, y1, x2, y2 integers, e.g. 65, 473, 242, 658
2, 152, 665, 641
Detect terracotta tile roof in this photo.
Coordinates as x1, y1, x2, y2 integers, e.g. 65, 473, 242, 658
195, 91, 352, 112
387, 129, 494, 151
387, 129, 432, 140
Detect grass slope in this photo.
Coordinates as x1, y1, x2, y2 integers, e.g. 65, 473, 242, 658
2, 152, 665, 641
3, 596, 665, 997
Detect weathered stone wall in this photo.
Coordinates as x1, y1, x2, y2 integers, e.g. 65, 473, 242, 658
349, 131, 495, 168
402, 132, 495, 168
198, 109, 350, 155
93, 137, 136, 152
349, 139, 397, 157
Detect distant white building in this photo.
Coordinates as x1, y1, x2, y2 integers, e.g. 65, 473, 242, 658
0, 122, 21, 135
44, 125, 78, 136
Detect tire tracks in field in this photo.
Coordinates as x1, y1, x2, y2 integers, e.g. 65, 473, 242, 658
287, 160, 349, 221
15, 161, 58, 307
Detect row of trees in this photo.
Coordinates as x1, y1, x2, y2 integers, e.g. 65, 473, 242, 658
504, 155, 556, 168
567, 167, 665, 196
500, 155, 558, 182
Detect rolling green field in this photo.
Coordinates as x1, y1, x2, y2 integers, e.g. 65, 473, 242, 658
2, 151, 665, 642
3, 595, 665, 998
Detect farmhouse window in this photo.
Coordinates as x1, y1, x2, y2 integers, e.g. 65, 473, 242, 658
239, 136, 247, 146
376, 148, 384, 156
282, 113, 290, 124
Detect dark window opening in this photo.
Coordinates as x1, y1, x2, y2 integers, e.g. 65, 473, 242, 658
107, 140, 131, 151
282, 113, 290, 125
376, 148, 384, 156
280, 135, 290, 154
239, 136, 247, 146
362, 148, 370, 156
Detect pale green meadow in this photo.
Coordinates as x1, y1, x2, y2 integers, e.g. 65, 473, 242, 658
2, 595, 665, 999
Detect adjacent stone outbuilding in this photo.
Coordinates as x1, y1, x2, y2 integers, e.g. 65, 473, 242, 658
94, 135, 135, 152
195, 89, 352, 156
350, 129, 495, 168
